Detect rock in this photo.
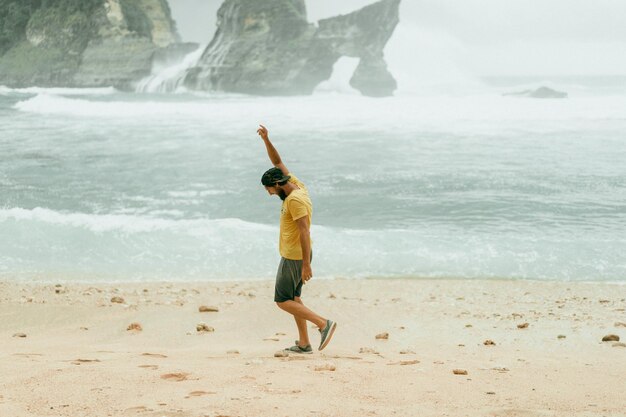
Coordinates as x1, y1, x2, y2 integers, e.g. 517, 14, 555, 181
110, 296, 125, 304
314, 364, 336, 371
453, 369, 468, 375
517, 323, 529, 329
483, 339, 496, 346
12, 333, 27, 338
198, 305, 219, 313
504, 86, 568, 99
127, 322, 142, 331
557, 335, 567, 339
486, 391, 496, 395
274, 351, 289, 358
359, 347, 379, 354
160, 372, 190, 382
196, 323, 214, 333
399, 349, 415, 354
602, 334, 620, 342
183, 0, 400, 97
375, 332, 389, 340
227, 350, 240, 354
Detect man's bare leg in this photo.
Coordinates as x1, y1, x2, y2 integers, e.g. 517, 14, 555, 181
293, 297, 311, 347
276, 299, 326, 337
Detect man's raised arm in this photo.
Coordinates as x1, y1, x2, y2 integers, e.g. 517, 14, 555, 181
257, 124, 289, 176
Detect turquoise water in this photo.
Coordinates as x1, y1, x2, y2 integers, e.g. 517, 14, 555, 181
1, 85, 625, 281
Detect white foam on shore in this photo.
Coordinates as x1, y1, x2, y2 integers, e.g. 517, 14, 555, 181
0, 86, 117, 96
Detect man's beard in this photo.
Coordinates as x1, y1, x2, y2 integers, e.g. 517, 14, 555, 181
278, 189, 287, 201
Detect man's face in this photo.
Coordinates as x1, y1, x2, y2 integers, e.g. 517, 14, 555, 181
265, 185, 287, 201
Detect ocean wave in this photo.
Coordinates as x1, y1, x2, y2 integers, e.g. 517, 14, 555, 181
1, 207, 625, 282
12, 92, 626, 127
0, 207, 274, 234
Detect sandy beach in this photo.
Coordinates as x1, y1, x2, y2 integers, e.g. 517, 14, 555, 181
0, 278, 625, 417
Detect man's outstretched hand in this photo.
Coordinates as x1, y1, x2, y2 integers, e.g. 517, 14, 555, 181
257, 124, 269, 141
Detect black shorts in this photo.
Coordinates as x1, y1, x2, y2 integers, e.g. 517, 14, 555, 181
274, 253, 312, 303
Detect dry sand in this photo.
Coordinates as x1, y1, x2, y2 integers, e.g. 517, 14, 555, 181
1, 278, 625, 417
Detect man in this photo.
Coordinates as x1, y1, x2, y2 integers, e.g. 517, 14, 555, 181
256, 124, 337, 353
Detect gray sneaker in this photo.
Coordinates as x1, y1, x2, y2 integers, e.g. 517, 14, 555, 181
318, 320, 337, 351
284, 340, 313, 354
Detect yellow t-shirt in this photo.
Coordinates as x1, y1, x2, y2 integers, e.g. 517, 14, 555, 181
279, 173, 313, 260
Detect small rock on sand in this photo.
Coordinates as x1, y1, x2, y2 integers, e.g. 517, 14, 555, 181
557, 335, 567, 339
110, 296, 125, 304
127, 323, 142, 331
227, 350, 240, 354
483, 339, 496, 346
375, 332, 389, 340
399, 349, 416, 354
198, 305, 219, 313
314, 364, 336, 371
517, 323, 529, 329
12, 333, 27, 338
453, 369, 468, 375
602, 334, 620, 342
359, 347, 379, 354
196, 323, 214, 332
274, 351, 289, 358
160, 372, 190, 382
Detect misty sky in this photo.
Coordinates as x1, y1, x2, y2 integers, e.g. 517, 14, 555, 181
169, 0, 626, 78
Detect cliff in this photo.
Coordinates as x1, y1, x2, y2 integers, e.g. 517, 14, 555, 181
0, 0, 182, 89
183, 0, 401, 97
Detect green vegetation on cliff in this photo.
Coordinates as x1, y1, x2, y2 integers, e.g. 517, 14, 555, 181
120, 0, 153, 38
0, 0, 39, 54
0, 0, 102, 55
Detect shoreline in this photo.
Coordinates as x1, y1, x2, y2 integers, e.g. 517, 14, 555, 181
1, 278, 625, 416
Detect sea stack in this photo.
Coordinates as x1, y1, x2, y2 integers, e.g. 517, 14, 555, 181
183, 0, 401, 97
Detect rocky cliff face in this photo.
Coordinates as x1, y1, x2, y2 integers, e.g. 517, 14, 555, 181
0, 0, 182, 89
183, 0, 400, 97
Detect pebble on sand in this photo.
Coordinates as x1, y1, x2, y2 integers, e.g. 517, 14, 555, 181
517, 323, 529, 329
557, 335, 567, 339
483, 339, 496, 345
375, 332, 389, 340
110, 296, 125, 304
314, 364, 336, 371
196, 323, 215, 332
274, 351, 289, 358
198, 305, 219, 313
12, 332, 27, 338
127, 322, 142, 331
602, 334, 620, 342
227, 350, 240, 354
453, 369, 468, 375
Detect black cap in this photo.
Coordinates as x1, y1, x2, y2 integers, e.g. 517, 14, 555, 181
261, 167, 290, 186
